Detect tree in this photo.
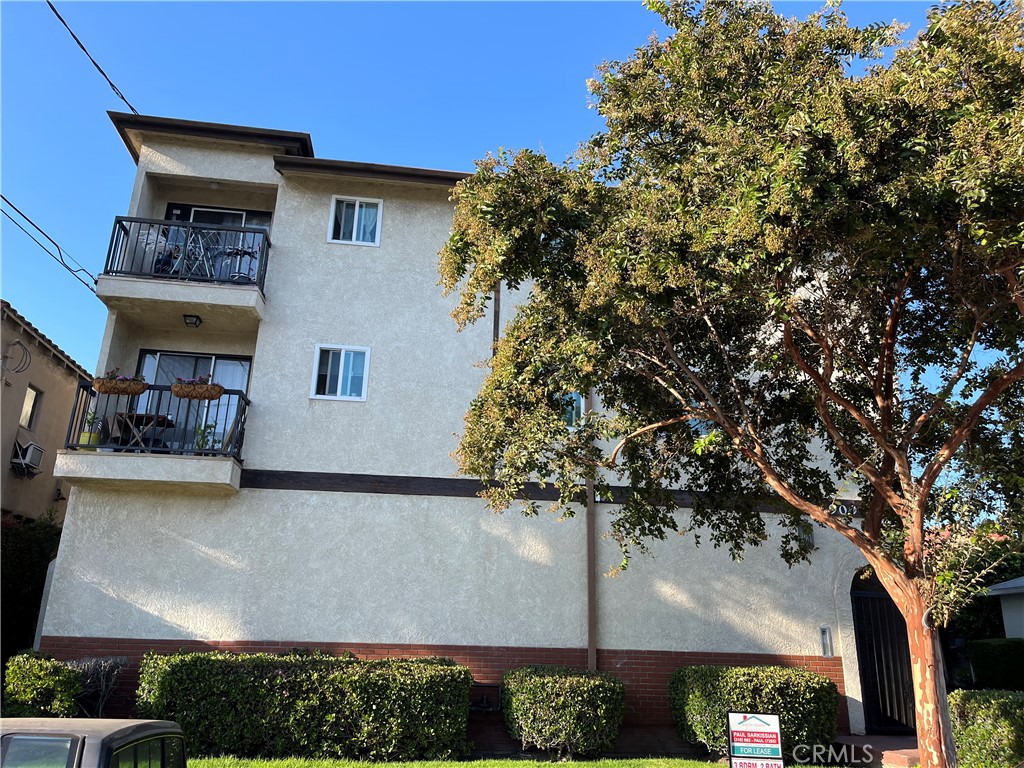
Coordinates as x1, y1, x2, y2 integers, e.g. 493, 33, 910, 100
439, 3, 1024, 767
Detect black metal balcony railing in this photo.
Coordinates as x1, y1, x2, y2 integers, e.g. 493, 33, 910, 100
65, 381, 250, 459
104, 217, 270, 290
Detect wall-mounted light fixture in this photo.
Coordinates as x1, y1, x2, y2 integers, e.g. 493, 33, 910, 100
820, 626, 834, 658
183, 314, 203, 328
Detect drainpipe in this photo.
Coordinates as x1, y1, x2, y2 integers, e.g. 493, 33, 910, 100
585, 389, 597, 672
491, 282, 502, 353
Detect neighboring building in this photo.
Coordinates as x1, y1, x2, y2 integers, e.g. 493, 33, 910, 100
44, 112, 905, 740
986, 576, 1024, 638
2, 300, 91, 523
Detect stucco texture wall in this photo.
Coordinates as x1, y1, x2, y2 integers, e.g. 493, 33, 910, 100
242, 175, 491, 476
2, 311, 88, 521
43, 487, 862, 659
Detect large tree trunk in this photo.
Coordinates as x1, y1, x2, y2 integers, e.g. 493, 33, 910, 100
900, 590, 958, 768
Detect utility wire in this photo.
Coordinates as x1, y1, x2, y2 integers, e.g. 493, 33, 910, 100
46, 1, 139, 115
1, 195, 97, 294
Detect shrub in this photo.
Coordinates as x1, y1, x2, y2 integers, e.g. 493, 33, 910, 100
669, 665, 838, 755
137, 651, 472, 759
2, 653, 82, 717
949, 689, 1024, 768
968, 639, 1024, 691
502, 665, 625, 758
66, 656, 128, 717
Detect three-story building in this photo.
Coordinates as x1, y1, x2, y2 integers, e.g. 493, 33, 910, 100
44, 112, 909, 741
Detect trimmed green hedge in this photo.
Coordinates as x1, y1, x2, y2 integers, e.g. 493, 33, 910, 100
949, 689, 1024, 768
968, 639, 1024, 691
2, 653, 82, 717
137, 651, 472, 760
669, 665, 838, 755
502, 665, 625, 758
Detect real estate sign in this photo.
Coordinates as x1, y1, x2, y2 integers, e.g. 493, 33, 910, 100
728, 712, 785, 768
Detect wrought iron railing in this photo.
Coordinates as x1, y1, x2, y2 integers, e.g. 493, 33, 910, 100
104, 217, 270, 290
65, 381, 250, 459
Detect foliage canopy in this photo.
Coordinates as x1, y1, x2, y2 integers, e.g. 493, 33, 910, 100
440, 0, 1023, 581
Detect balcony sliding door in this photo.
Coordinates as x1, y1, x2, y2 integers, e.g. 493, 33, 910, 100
136, 352, 250, 453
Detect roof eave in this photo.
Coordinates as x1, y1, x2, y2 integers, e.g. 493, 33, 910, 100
109, 112, 315, 164
273, 155, 469, 187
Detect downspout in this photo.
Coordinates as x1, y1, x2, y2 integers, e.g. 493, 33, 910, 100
585, 389, 598, 672
491, 282, 502, 354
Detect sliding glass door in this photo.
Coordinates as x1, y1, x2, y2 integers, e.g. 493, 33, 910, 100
136, 352, 250, 453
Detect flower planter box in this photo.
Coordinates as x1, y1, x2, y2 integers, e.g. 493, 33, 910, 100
171, 382, 225, 400
93, 378, 147, 396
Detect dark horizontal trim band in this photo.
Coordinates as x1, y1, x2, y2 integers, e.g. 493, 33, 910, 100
239, 469, 701, 507
240, 469, 556, 499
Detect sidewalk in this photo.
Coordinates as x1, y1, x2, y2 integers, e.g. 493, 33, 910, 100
835, 733, 919, 768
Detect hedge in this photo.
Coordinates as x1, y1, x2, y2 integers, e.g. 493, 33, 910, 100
502, 665, 625, 758
2, 653, 82, 717
136, 651, 472, 760
949, 689, 1024, 768
968, 639, 1024, 691
669, 665, 838, 755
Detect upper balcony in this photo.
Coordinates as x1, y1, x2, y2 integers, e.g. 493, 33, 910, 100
96, 217, 270, 333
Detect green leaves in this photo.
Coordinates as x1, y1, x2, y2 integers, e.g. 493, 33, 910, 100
441, 0, 1024, 591
669, 665, 839, 756
502, 666, 626, 758
137, 652, 472, 760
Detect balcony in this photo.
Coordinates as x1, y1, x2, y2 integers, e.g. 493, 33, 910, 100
95, 217, 270, 332
53, 381, 250, 494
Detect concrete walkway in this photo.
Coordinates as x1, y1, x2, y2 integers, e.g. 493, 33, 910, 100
835, 733, 919, 768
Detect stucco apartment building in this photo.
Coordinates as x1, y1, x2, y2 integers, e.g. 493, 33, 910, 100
2, 300, 91, 523
43, 112, 914, 741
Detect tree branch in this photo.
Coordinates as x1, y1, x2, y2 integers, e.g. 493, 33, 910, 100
918, 359, 1024, 499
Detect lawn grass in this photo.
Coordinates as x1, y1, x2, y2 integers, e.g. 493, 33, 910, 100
192, 759, 722, 768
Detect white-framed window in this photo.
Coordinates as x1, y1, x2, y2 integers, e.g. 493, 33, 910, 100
328, 196, 382, 246
562, 391, 584, 427
311, 344, 371, 401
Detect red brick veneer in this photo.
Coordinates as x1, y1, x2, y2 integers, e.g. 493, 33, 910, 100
39, 636, 848, 732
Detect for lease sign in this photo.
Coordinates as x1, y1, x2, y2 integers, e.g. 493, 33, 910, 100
728, 712, 784, 768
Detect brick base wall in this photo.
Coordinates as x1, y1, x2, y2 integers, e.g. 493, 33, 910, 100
39, 635, 849, 735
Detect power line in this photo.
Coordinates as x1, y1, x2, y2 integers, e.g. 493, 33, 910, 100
46, 1, 139, 115
1, 195, 97, 294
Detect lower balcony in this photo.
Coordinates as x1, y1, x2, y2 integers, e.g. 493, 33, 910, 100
54, 381, 250, 495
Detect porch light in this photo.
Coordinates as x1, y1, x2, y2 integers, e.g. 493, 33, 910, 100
183, 314, 203, 328
820, 626, 834, 658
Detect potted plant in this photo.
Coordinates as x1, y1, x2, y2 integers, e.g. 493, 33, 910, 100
193, 422, 221, 455
93, 367, 147, 396
79, 410, 101, 450
171, 374, 224, 400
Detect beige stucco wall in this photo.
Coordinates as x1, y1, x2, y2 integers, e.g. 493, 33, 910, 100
1, 311, 88, 522
242, 174, 491, 476
44, 488, 861, 656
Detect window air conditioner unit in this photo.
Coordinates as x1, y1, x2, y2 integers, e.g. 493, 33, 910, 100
10, 440, 44, 477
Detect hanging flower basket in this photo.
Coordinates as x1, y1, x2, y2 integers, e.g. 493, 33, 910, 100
93, 378, 147, 396
171, 382, 225, 400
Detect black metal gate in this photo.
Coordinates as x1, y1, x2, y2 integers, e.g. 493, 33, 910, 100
851, 578, 916, 734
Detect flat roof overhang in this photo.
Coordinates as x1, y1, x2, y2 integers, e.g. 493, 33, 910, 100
110, 112, 315, 163
273, 155, 469, 187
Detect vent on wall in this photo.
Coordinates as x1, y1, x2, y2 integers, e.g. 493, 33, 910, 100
10, 440, 44, 478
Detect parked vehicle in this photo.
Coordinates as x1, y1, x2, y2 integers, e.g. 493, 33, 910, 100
0, 719, 185, 768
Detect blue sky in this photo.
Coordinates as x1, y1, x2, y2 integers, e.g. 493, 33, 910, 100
1, 1, 933, 372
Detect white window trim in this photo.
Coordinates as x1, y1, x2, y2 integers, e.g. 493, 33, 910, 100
310, 344, 372, 401
327, 195, 383, 247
